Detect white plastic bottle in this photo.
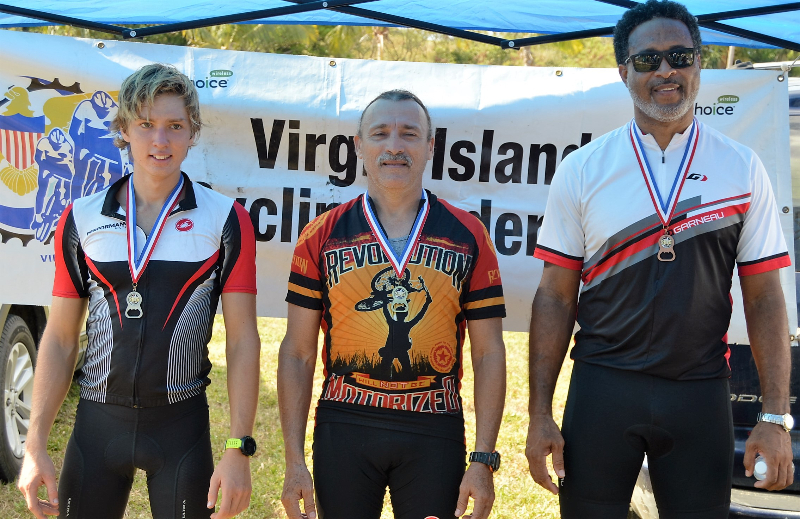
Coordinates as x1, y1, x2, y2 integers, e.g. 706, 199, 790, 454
753, 455, 768, 481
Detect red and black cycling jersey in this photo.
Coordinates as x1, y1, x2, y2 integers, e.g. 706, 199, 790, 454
535, 120, 790, 380
287, 191, 505, 441
53, 173, 256, 407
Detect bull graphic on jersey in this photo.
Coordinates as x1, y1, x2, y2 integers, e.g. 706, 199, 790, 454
355, 266, 432, 380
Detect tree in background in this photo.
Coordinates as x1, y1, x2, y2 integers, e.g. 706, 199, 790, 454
9, 24, 799, 74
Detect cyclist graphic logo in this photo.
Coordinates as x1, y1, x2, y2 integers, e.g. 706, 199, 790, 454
0, 76, 131, 245
355, 266, 432, 380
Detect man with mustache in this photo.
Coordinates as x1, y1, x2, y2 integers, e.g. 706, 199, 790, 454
526, 1, 794, 517
278, 90, 507, 519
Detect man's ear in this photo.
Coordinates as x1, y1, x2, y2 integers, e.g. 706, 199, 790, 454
354, 134, 362, 159
619, 63, 629, 86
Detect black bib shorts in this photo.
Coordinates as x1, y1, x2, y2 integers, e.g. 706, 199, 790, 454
58, 394, 214, 519
559, 361, 734, 519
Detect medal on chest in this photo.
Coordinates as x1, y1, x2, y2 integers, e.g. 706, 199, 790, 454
629, 119, 699, 263
124, 175, 184, 319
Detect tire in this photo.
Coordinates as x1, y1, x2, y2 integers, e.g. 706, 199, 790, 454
0, 315, 37, 482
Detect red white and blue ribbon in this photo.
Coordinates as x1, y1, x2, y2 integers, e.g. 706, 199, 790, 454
629, 118, 699, 228
126, 174, 184, 284
362, 189, 429, 278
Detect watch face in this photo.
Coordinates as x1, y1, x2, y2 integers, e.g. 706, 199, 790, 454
242, 436, 257, 456
785, 414, 795, 431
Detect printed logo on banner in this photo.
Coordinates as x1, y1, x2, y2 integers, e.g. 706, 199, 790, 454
694, 94, 740, 117
192, 69, 233, 90
0, 77, 132, 245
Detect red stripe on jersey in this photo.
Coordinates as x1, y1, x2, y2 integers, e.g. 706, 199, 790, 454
738, 253, 791, 276
52, 205, 82, 298
584, 203, 749, 282
163, 251, 220, 329
583, 232, 661, 283
674, 194, 751, 219
84, 256, 123, 329
534, 247, 583, 271
221, 203, 258, 294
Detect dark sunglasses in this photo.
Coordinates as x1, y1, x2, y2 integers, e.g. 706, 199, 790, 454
625, 48, 696, 72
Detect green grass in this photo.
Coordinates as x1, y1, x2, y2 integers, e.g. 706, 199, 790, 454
0, 317, 574, 518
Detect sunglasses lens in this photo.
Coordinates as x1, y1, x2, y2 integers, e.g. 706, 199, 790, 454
632, 53, 662, 72
666, 50, 694, 68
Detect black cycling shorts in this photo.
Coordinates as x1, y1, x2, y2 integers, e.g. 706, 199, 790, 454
559, 361, 733, 519
313, 422, 467, 519
58, 394, 214, 519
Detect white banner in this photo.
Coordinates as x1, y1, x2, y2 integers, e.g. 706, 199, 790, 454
0, 30, 793, 338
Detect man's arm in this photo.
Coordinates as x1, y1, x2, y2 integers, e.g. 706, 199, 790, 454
525, 262, 581, 495
454, 316, 506, 519
278, 303, 322, 519
18, 296, 85, 519
740, 270, 794, 491
207, 292, 260, 519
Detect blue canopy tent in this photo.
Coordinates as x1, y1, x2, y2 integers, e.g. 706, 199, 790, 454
0, 0, 798, 52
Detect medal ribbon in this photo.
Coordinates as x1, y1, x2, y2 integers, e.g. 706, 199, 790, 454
629, 118, 699, 230
362, 190, 429, 278
126, 174, 184, 284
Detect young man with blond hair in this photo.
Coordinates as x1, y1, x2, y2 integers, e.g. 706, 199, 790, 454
18, 63, 260, 519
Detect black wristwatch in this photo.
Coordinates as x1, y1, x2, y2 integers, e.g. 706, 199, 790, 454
225, 435, 257, 457
469, 451, 501, 472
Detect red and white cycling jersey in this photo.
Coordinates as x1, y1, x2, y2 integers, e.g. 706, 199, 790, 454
53, 173, 256, 407
534, 119, 790, 380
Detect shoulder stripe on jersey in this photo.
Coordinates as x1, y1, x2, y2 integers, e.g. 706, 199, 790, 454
83, 256, 123, 329
289, 271, 323, 291
286, 291, 324, 311
163, 251, 220, 329
464, 285, 504, 304
464, 305, 506, 321
738, 252, 791, 276
534, 245, 583, 271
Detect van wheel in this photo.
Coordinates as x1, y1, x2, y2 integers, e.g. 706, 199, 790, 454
0, 316, 36, 482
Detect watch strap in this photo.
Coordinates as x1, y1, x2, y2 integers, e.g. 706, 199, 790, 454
758, 412, 792, 432
469, 451, 501, 472
225, 438, 243, 450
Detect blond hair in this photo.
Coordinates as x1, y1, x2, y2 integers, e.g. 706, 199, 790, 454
111, 63, 202, 149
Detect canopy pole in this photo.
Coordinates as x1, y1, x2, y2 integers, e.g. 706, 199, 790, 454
123, 0, 378, 38
0, 3, 125, 35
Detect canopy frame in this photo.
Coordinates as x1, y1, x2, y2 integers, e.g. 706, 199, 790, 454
0, 0, 798, 52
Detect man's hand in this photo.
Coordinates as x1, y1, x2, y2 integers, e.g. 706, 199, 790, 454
454, 462, 494, 519
207, 449, 252, 518
526, 416, 565, 495
18, 449, 59, 518
744, 421, 794, 491
281, 462, 316, 519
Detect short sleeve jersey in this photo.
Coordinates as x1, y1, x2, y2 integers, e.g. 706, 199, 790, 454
534, 120, 790, 380
287, 191, 505, 441
53, 173, 257, 407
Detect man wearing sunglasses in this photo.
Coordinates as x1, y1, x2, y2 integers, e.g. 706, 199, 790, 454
526, 0, 794, 517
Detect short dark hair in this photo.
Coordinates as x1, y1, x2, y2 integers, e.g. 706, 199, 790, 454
613, 0, 702, 65
357, 89, 432, 140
